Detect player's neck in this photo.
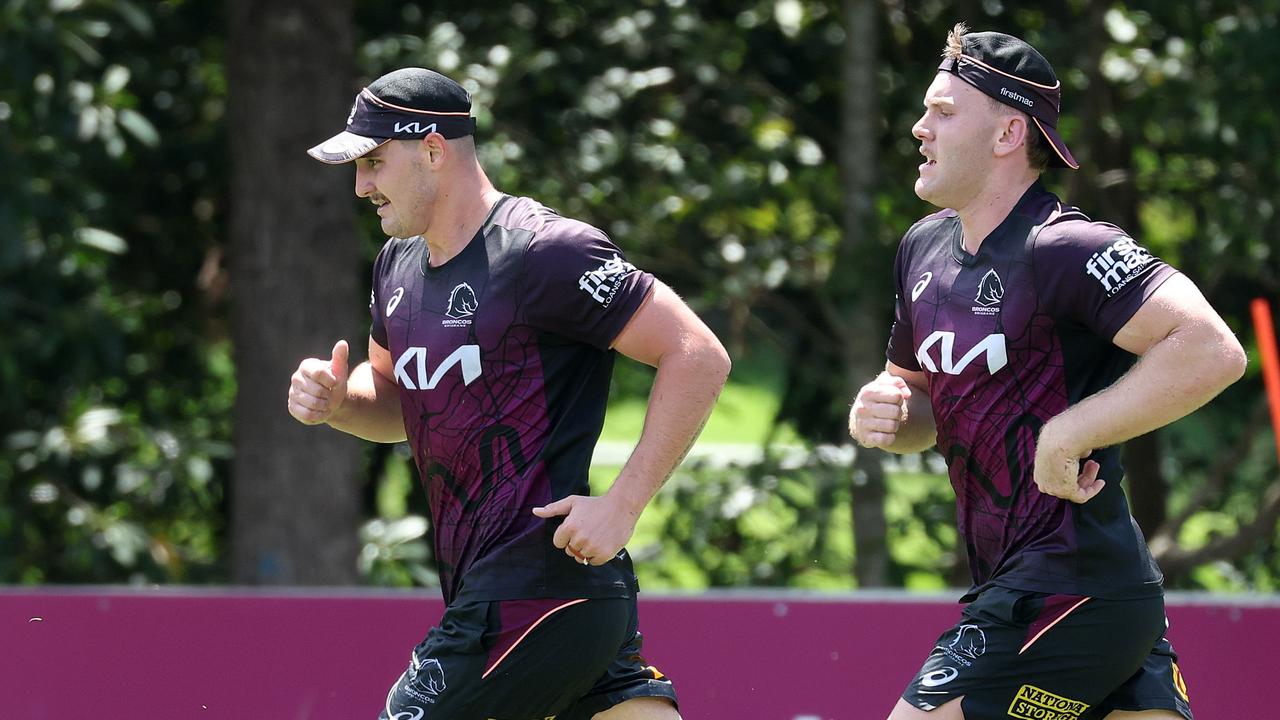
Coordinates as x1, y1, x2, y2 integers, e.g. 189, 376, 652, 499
424, 170, 503, 266
955, 175, 1038, 254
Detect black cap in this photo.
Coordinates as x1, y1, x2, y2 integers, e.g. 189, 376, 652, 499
938, 31, 1078, 169
308, 68, 477, 164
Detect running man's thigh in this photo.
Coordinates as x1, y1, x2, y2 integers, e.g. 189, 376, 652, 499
884, 699, 1185, 720
591, 696, 681, 720
558, 596, 679, 720
1094, 635, 1193, 719
888, 696, 965, 719
898, 587, 1170, 720
378, 597, 632, 720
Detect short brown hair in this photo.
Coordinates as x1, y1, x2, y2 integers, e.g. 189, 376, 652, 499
1021, 122, 1053, 171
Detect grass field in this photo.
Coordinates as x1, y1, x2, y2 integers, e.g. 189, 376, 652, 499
600, 346, 803, 446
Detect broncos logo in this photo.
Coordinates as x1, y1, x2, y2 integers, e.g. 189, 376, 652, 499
446, 282, 478, 319
975, 269, 1004, 307
949, 624, 987, 659
408, 654, 447, 696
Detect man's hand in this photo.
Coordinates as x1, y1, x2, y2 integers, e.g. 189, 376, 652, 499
849, 372, 912, 449
1033, 422, 1106, 503
532, 494, 639, 567
288, 340, 350, 425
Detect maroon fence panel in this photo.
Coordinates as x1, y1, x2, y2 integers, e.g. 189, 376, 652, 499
1, 589, 1270, 719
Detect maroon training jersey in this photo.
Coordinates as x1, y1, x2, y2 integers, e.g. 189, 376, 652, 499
369, 195, 654, 605
886, 182, 1175, 601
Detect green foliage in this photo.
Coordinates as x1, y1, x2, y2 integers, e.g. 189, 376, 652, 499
1, 0, 231, 583
3, 0, 1277, 591
583, 453, 959, 590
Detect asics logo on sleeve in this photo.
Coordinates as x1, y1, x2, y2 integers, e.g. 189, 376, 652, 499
386, 287, 405, 317
911, 272, 933, 302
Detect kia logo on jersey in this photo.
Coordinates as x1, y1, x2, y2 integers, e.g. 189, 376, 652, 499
394, 345, 481, 390
916, 331, 1008, 375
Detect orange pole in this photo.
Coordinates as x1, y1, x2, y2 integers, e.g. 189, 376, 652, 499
1251, 298, 1280, 465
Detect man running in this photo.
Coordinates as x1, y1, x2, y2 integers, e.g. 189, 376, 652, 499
289, 67, 730, 720
849, 24, 1243, 720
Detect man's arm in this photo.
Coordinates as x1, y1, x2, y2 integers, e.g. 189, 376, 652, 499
532, 280, 731, 565
288, 336, 407, 443
848, 362, 936, 454
1034, 273, 1247, 502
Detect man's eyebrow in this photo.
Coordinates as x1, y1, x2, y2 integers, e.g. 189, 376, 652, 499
923, 96, 956, 109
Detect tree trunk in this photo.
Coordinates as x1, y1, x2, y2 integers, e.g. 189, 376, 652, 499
1068, 4, 1169, 532
841, 0, 890, 587
226, 0, 363, 584
1122, 432, 1166, 537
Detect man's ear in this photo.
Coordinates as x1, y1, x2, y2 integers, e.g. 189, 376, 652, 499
421, 133, 446, 165
994, 112, 1031, 160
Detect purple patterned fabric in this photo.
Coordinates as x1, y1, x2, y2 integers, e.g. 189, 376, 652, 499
887, 182, 1174, 600
369, 195, 654, 604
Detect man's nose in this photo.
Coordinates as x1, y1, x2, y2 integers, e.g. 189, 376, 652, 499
911, 116, 930, 141
354, 167, 373, 198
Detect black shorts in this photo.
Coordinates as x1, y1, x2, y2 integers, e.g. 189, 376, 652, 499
377, 596, 677, 720
902, 587, 1193, 720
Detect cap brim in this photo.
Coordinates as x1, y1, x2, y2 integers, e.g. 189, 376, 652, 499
1031, 117, 1079, 170
306, 131, 390, 164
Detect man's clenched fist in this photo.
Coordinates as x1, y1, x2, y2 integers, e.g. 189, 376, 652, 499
849, 372, 911, 449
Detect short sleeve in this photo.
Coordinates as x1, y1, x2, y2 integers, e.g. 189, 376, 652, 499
369, 241, 394, 349
522, 221, 655, 349
885, 235, 922, 371
1034, 223, 1178, 340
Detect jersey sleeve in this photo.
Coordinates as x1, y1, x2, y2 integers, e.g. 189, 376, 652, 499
368, 240, 395, 349
885, 232, 922, 371
1034, 222, 1178, 340
522, 221, 655, 349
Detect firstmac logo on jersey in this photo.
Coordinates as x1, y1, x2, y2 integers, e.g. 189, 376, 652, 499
579, 254, 636, 307
1085, 236, 1154, 297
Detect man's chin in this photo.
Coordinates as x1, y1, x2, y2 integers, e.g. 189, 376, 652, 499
913, 179, 933, 203
379, 218, 404, 237
914, 180, 948, 209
